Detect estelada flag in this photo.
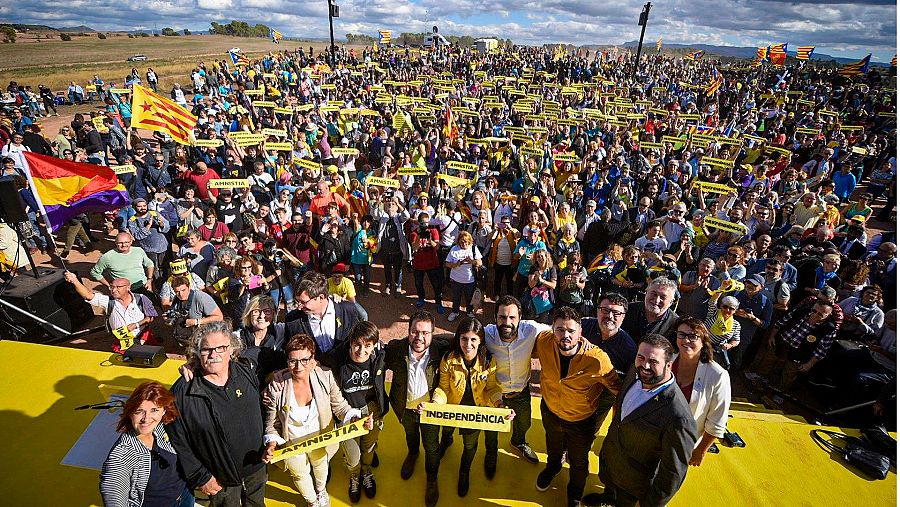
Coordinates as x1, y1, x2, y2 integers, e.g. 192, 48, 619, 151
796, 46, 815, 60
130, 84, 197, 145
21, 152, 129, 232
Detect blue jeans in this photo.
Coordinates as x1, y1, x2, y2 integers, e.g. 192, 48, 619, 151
175, 487, 195, 507
270, 281, 294, 310
352, 262, 371, 292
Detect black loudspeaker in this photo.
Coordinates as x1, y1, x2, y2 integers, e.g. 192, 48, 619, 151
0, 177, 28, 223
0, 268, 94, 342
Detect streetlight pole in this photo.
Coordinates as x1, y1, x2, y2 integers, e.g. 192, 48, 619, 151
327, 0, 337, 66
632, 2, 652, 79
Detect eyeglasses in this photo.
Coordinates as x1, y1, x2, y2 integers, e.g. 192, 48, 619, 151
110, 284, 130, 290
199, 344, 230, 356
598, 307, 625, 318
287, 356, 314, 367
251, 307, 274, 315
676, 331, 701, 343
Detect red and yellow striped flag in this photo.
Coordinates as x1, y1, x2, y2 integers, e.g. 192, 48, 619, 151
796, 46, 815, 60
130, 84, 197, 145
892, 55, 897, 67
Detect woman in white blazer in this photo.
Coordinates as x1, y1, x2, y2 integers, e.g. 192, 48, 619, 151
671, 316, 732, 466
262, 334, 373, 507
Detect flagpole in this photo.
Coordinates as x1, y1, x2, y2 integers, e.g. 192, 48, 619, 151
632, 2, 652, 80
19, 155, 68, 277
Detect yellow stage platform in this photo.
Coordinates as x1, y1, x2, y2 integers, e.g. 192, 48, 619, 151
0, 341, 894, 506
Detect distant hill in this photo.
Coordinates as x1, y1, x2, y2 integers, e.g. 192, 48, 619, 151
3, 24, 57, 31
611, 41, 889, 67
56, 25, 96, 33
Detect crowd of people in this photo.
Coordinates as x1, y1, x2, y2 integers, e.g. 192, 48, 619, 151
0, 41, 896, 507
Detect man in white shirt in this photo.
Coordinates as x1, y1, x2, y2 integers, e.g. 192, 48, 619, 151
0, 131, 30, 173
484, 295, 550, 464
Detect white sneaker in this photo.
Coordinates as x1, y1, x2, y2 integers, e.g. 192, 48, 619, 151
447, 311, 460, 322
317, 489, 331, 507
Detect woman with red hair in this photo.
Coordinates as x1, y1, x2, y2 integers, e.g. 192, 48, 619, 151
100, 381, 193, 507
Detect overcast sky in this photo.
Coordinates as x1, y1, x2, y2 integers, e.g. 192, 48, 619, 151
6, 0, 896, 62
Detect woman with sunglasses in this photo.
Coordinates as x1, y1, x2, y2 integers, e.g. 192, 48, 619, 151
704, 293, 742, 369
100, 381, 194, 507
262, 334, 373, 507
53, 125, 73, 158
671, 316, 731, 467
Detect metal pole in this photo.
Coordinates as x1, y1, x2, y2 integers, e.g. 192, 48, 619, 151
327, 0, 336, 67
633, 2, 652, 79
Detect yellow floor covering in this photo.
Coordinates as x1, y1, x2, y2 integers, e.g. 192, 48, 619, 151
0, 341, 894, 506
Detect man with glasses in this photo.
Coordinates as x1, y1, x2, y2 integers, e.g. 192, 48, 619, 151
662, 202, 691, 245
169, 275, 224, 345
127, 198, 170, 278
286, 271, 360, 356
383, 311, 450, 507
746, 245, 798, 292
169, 321, 268, 507
583, 293, 638, 380
143, 154, 172, 197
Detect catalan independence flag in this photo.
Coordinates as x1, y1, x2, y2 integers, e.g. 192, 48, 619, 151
838, 54, 872, 76
21, 152, 129, 232
130, 84, 198, 145
769, 43, 787, 57
684, 50, 705, 61
706, 67, 724, 97
229, 51, 251, 66
656, 38, 662, 52
892, 55, 897, 67
796, 46, 815, 60
379, 30, 391, 45
270, 28, 283, 44
442, 105, 459, 142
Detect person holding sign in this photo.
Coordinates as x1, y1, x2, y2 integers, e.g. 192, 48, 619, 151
427, 317, 513, 497
262, 334, 373, 507
534, 306, 621, 507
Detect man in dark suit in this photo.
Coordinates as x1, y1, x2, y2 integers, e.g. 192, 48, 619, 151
627, 196, 657, 236
587, 334, 696, 507
384, 310, 450, 507
833, 223, 868, 261
285, 271, 360, 357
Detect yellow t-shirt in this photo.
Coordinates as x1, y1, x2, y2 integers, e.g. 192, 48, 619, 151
327, 276, 356, 300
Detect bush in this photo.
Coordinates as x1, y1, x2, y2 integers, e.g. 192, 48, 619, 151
60, 33, 72, 41
138, 32, 149, 37
98, 32, 107, 39
153, 33, 160, 37
128, 33, 134, 38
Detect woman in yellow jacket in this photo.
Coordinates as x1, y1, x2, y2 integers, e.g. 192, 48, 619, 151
427, 317, 514, 497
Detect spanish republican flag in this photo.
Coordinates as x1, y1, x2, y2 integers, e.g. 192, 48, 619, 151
21, 152, 129, 232
130, 84, 197, 145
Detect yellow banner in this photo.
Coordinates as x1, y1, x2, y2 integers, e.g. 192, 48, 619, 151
702, 157, 734, 168
296, 158, 321, 171
367, 176, 400, 188
553, 152, 580, 162
109, 88, 131, 94
271, 419, 370, 463
110, 164, 136, 175
331, 148, 359, 156
795, 128, 819, 135
639, 141, 664, 149
112, 325, 135, 350
91, 116, 109, 133
521, 147, 543, 157
851, 146, 868, 155
446, 161, 477, 172
265, 142, 294, 151
398, 167, 428, 176
704, 216, 747, 235
262, 128, 287, 137
693, 180, 735, 195
420, 403, 512, 432
193, 139, 224, 148
436, 173, 471, 187
208, 179, 250, 189
253, 101, 276, 108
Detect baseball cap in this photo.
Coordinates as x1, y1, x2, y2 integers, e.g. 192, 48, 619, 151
331, 263, 348, 274
745, 274, 765, 287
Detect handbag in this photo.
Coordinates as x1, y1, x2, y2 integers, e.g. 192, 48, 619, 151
812, 429, 891, 480
531, 285, 553, 315
861, 425, 897, 468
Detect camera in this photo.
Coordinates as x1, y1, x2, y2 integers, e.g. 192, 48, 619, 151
181, 251, 198, 261
163, 307, 192, 344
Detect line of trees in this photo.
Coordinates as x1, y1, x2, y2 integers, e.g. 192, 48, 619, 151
209, 21, 271, 38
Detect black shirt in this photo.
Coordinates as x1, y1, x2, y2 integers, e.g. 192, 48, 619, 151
200, 370, 265, 478
381, 217, 402, 254
581, 317, 637, 379
142, 440, 184, 507
460, 358, 476, 406
338, 355, 377, 410
559, 352, 574, 378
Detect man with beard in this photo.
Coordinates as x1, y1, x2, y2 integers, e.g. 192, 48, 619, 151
622, 277, 680, 346
127, 198, 170, 278
383, 311, 450, 507
534, 306, 621, 507
589, 334, 696, 507
484, 295, 551, 464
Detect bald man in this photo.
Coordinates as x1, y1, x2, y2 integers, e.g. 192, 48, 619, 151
90, 232, 155, 292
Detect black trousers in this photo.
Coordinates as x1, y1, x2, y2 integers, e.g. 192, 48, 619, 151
492, 263, 515, 298
503, 386, 533, 446
541, 401, 597, 503
400, 408, 446, 480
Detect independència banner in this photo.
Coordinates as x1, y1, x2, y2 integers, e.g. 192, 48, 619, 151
271, 419, 369, 463
420, 403, 513, 432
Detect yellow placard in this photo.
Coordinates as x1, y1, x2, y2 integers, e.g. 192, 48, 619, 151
367, 176, 400, 188
553, 152, 580, 163
398, 167, 429, 176
112, 325, 135, 350
839, 125, 864, 131
208, 179, 250, 189
253, 101, 276, 108
766, 146, 791, 156
520, 147, 543, 157
704, 216, 747, 235
331, 148, 359, 156
446, 161, 477, 172
795, 128, 819, 135
435, 173, 471, 188
419, 403, 512, 432
265, 142, 294, 151
693, 180, 736, 195
244, 89, 264, 97
851, 146, 868, 155
262, 128, 287, 137
193, 139, 224, 148
701, 157, 734, 168
680, 113, 700, 121
109, 88, 130, 94
639, 141, 664, 149
271, 419, 370, 463
110, 164, 136, 175
296, 158, 321, 171
91, 116, 109, 133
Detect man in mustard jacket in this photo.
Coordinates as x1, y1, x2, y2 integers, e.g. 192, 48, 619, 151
533, 306, 622, 507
